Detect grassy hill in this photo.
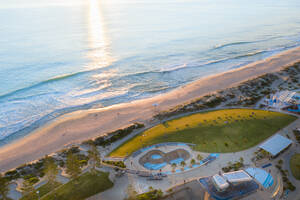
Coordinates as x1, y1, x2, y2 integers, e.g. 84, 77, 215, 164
110, 109, 296, 157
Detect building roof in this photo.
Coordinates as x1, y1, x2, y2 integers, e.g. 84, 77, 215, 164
212, 174, 229, 190
222, 170, 252, 183
269, 91, 300, 108
259, 134, 292, 156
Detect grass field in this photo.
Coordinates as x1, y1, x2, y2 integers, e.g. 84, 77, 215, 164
110, 109, 296, 157
41, 171, 113, 200
20, 182, 61, 200
290, 153, 300, 180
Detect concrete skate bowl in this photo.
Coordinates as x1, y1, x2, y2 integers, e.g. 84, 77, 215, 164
139, 149, 190, 170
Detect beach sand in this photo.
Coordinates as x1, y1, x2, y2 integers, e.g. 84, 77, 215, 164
1, 47, 300, 172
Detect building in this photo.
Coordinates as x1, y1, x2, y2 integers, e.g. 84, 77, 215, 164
212, 174, 229, 191
211, 170, 253, 191
267, 91, 300, 109
199, 170, 259, 200
259, 134, 293, 157
222, 170, 253, 185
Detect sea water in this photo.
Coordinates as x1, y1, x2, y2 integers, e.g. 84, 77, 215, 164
1, 0, 300, 144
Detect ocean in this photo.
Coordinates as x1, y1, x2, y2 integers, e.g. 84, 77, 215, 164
1, 0, 300, 145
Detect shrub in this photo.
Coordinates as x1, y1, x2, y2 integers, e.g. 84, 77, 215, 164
79, 160, 88, 167
197, 154, 203, 161
92, 123, 144, 147
190, 159, 196, 165
103, 160, 126, 168
23, 175, 39, 185
136, 188, 163, 200
5, 170, 20, 181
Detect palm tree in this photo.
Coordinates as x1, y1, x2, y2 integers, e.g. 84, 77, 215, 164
239, 157, 244, 163
190, 159, 196, 166
66, 152, 81, 181
171, 163, 177, 172
0, 173, 10, 200
88, 143, 101, 174
180, 161, 186, 170
197, 154, 203, 161
44, 155, 59, 191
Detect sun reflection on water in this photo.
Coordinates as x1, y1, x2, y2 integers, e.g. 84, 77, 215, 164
87, 0, 113, 69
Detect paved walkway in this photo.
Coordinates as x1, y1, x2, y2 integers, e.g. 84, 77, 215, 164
275, 123, 300, 200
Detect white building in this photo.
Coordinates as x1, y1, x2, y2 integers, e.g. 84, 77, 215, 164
222, 170, 252, 185
212, 170, 253, 191
212, 174, 229, 191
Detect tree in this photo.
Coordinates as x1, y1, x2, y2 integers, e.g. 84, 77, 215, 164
21, 179, 38, 200
136, 187, 163, 200
190, 159, 196, 166
88, 143, 101, 173
197, 154, 203, 161
239, 157, 244, 163
44, 155, 59, 190
125, 184, 137, 200
0, 173, 10, 200
180, 161, 186, 168
66, 152, 81, 180
171, 163, 177, 172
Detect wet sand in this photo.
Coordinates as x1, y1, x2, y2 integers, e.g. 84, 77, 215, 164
1, 47, 300, 172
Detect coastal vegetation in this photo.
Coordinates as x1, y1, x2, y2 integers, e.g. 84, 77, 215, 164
3, 123, 144, 184
290, 153, 300, 180
87, 143, 101, 173
84, 123, 145, 147
0, 173, 10, 200
43, 156, 59, 193
20, 179, 38, 200
66, 152, 82, 180
110, 109, 296, 157
155, 63, 300, 120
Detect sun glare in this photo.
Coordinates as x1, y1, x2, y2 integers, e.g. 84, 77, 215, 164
87, 0, 112, 69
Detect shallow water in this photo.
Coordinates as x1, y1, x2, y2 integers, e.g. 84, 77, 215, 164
1, 0, 300, 144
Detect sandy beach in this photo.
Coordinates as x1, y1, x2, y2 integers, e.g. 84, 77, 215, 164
1, 47, 300, 172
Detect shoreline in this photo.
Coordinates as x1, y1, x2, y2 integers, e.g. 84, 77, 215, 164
1, 46, 300, 172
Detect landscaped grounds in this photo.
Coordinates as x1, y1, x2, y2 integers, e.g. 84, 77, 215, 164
20, 182, 61, 200
290, 153, 300, 180
41, 171, 113, 200
110, 109, 296, 157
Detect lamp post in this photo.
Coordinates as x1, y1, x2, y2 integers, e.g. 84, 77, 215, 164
36, 190, 40, 200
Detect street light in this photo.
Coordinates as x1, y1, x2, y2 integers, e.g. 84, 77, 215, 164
36, 190, 40, 200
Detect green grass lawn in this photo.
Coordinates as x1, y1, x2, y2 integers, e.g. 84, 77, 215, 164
290, 153, 300, 180
110, 109, 296, 157
20, 182, 61, 200
41, 171, 113, 200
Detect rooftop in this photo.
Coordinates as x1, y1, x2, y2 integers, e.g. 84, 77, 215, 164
212, 174, 229, 190
222, 170, 252, 183
259, 134, 292, 156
